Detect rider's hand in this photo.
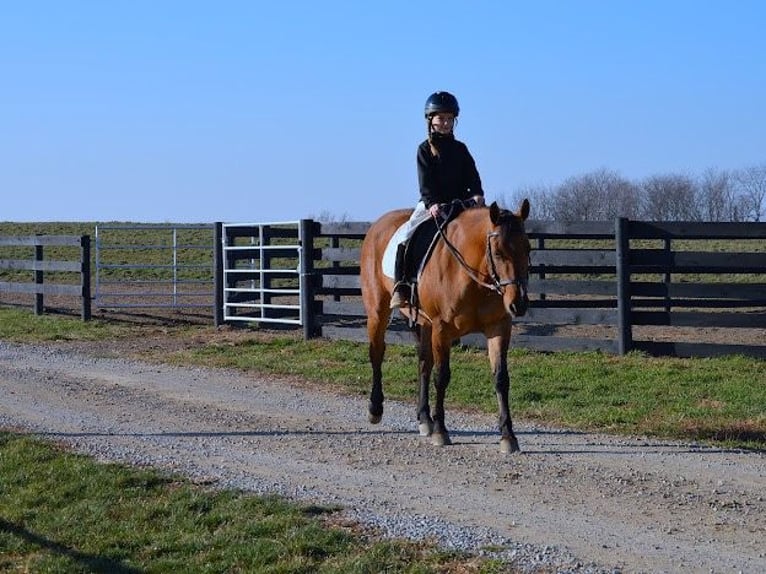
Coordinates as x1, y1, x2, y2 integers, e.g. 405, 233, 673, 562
429, 204, 442, 218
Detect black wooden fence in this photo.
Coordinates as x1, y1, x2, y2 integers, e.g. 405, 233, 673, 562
216, 219, 766, 358
0, 235, 92, 321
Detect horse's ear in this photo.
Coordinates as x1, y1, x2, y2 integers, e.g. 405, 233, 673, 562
519, 198, 530, 221
489, 201, 501, 225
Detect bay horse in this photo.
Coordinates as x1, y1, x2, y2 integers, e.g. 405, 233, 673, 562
360, 199, 531, 454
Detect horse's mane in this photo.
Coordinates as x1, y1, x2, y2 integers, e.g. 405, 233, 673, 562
456, 204, 525, 234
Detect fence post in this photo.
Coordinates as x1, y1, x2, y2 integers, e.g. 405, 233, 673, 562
615, 217, 633, 354
300, 219, 318, 340
213, 222, 224, 327
80, 235, 92, 321
537, 236, 546, 301
663, 236, 672, 315
34, 239, 44, 315
94, 225, 101, 308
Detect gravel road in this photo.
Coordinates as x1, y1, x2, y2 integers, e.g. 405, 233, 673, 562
1, 340, 764, 573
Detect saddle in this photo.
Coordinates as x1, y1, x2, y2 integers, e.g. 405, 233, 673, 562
402, 201, 470, 284
402, 217, 439, 281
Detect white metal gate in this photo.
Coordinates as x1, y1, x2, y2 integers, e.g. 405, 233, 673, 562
221, 221, 303, 325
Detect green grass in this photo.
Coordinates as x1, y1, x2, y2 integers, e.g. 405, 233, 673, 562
0, 308, 133, 342
0, 433, 484, 574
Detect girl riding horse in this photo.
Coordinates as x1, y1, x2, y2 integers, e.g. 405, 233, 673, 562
390, 91, 485, 308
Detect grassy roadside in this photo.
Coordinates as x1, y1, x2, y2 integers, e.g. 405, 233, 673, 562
0, 433, 490, 574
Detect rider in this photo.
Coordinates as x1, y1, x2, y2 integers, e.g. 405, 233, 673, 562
390, 90, 486, 308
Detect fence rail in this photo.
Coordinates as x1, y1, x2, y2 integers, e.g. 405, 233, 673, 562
5, 218, 762, 358
0, 235, 91, 320
289, 218, 766, 359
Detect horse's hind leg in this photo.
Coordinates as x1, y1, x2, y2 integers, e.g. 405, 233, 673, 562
367, 305, 390, 424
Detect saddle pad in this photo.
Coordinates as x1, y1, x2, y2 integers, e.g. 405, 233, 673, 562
382, 222, 410, 278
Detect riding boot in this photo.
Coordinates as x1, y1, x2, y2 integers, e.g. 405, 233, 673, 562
390, 244, 410, 309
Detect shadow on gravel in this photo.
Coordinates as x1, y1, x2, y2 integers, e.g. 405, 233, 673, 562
37, 429, 754, 456
40, 429, 413, 439
518, 441, 750, 456
447, 429, 751, 455
0, 518, 143, 574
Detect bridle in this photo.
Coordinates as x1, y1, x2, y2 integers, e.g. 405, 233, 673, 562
485, 231, 529, 294
435, 207, 529, 296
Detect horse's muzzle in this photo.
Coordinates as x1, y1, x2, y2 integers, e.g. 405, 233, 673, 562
507, 282, 529, 318
509, 297, 528, 318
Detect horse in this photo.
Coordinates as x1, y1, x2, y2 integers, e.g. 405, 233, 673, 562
360, 199, 531, 454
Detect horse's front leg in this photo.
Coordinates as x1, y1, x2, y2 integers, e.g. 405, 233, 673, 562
367, 307, 390, 424
368, 345, 384, 424
487, 330, 520, 454
430, 329, 452, 446
416, 324, 434, 436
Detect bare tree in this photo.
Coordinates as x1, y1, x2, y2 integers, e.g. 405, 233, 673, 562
552, 168, 640, 221
698, 168, 738, 221
640, 174, 701, 221
498, 163, 763, 223
311, 210, 350, 223
733, 163, 766, 222
502, 184, 556, 220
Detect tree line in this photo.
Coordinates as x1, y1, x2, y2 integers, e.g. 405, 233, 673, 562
503, 162, 766, 222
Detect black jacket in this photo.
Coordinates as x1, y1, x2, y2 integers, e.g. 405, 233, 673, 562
416, 134, 483, 208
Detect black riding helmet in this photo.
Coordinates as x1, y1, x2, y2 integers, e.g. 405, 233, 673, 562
424, 91, 459, 118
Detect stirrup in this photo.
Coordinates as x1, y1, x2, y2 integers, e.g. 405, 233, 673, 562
390, 283, 409, 309
389, 290, 407, 309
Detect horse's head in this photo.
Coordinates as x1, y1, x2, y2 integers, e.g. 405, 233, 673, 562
487, 199, 531, 317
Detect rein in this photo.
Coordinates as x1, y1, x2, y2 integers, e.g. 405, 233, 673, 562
435, 207, 527, 295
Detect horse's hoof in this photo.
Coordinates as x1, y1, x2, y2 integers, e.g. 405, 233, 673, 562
500, 437, 521, 454
431, 432, 452, 447
418, 422, 433, 437
368, 412, 382, 424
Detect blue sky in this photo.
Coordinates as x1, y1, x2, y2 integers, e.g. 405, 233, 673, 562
2, 1, 764, 223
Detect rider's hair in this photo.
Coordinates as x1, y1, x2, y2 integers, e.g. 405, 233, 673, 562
427, 117, 456, 158
428, 122, 440, 158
